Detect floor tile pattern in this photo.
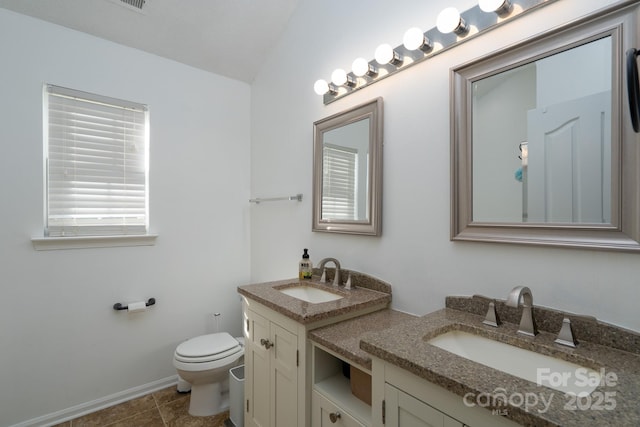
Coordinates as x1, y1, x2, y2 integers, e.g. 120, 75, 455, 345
51, 387, 230, 426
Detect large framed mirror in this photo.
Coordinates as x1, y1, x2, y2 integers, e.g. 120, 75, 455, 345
313, 97, 383, 235
451, 4, 640, 251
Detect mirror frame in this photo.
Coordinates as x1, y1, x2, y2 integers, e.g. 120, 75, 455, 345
313, 97, 383, 235
451, 4, 640, 252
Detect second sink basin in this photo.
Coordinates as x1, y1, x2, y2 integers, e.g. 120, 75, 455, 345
427, 330, 601, 396
278, 285, 343, 304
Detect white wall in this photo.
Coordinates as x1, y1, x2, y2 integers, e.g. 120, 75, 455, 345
250, 0, 640, 332
473, 66, 536, 222
537, 36, 611, 107
0, 9, 250, 427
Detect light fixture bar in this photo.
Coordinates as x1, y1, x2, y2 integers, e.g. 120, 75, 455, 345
320, 0, 556, 105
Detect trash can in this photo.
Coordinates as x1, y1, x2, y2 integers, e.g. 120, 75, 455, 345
229, 365, 244, 427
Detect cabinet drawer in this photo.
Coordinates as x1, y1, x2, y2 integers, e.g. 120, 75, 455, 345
313, 390, 367, 427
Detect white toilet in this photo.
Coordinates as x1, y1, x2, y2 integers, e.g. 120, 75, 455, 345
173, 332, 244, 416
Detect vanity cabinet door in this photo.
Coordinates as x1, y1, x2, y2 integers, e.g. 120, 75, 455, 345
384, 384, 464, 427
246, 310, 271, 427
245, 308, 298, 427
271, 322, 298, 427
376, 360, 520, 427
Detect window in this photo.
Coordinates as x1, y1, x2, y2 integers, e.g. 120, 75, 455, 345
43, 85, 149, 238
322, 143, 358, 220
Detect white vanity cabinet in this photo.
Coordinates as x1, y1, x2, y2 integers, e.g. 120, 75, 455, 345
371, 358, 520, 427
243, 299, 304, 427
239, 278, 391, 427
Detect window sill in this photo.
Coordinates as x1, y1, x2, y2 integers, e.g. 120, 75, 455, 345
31, 234, 158, 251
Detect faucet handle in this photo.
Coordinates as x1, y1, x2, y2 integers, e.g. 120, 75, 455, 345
344, 273, 353, 290
320, 268, 328, 283
482, 301, 500, 327
554, 318, 578, 348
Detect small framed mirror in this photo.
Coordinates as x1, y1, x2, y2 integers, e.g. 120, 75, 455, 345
313, 97, 383, 235
451, 4, 640, 251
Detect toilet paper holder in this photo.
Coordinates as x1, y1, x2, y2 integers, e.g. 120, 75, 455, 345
113, 298, 156, 311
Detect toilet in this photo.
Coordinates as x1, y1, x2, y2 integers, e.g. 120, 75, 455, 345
173, 332, 244, 416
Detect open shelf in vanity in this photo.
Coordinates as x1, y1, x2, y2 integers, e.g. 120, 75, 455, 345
312, 344, 372, 426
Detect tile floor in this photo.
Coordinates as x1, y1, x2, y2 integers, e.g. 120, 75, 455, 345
51, 386, 231, 427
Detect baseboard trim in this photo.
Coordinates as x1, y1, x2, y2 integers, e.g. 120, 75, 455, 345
10, 375, 178, 427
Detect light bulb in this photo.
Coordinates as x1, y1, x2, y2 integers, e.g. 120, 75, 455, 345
437, 7, 467, 35
352, 58, 378, 77
352, 58, 369, 77
403, 27, 432, 52
403, 27, 424, 51
375, 44, 403, 65
314, 79, 329, 95
479, 0, 512, 15
375, 44, 393, 64
331, 68, 348, 86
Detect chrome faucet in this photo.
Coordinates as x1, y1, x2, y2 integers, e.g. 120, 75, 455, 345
317, 257, 342, 287
506, 286, 538, 336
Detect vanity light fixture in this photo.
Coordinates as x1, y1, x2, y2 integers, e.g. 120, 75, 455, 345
403, 27, 433, 52
479, 0, 513, 16
436, 7, 469, 36
315, 0, 557, 104
375, 43, 404, 65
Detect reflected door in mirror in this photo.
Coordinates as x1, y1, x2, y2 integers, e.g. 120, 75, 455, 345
526, 91, 611, 223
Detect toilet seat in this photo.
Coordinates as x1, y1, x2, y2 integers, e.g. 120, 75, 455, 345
174, 332, 242, 364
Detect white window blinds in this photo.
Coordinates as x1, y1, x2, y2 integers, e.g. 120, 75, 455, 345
322, 143, 358, 220
45, 85, 149, 237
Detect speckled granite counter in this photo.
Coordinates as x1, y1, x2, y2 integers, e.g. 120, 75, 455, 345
237, 273, 391, 324
309, 309, 417, 370
360, 307, 640, 427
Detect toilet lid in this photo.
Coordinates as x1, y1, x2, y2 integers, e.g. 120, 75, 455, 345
176, 332, 241, 360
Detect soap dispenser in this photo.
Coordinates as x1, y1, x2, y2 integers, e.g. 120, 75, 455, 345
299, 249, 313, 279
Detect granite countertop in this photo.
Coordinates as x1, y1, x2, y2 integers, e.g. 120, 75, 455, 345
360, 307, 640, 427
309, 309, 417, 370
237, 273, 391, 324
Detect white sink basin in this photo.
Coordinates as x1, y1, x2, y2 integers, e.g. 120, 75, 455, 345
428, 330, 600, 396
278, 285, 343, 304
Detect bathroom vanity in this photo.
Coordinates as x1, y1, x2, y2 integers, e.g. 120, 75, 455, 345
362, 299, 640, 427
238, 277, 640, 427
238, 273, 392, 427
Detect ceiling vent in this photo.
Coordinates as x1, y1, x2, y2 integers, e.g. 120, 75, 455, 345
117, 0, 146, 11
